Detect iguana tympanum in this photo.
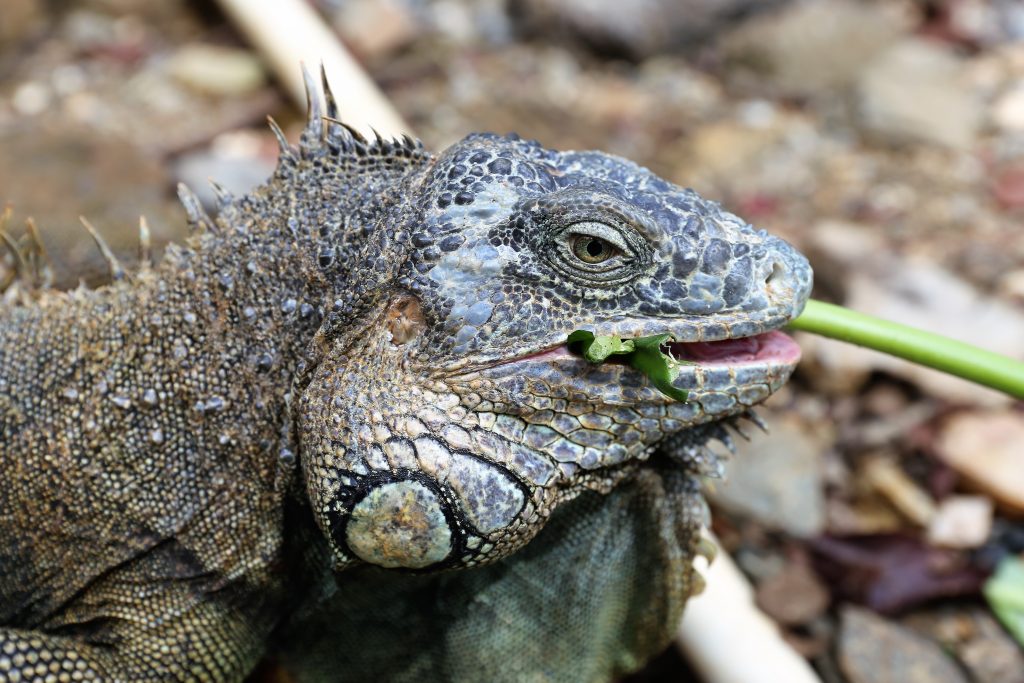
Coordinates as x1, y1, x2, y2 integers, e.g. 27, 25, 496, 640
0, 68, 812, 682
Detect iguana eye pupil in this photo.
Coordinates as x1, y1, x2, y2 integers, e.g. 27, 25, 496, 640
573, 235, 614, 263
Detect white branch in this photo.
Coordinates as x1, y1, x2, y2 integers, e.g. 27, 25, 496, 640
678, 532, 822, 683
213, 0, 411, 138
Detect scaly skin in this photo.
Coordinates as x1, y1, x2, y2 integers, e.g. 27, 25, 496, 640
0, 69, 811, 681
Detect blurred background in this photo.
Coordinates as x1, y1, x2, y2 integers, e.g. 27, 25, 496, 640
2, 0, 1024, 680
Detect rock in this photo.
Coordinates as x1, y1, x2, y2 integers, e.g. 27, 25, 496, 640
721, 0, 908, 97
903, 607, 1024, 683
933, 0, 1024, 47
862, 456, 937, 527
997, 268, 1024, 304
61, 9, 117, 52
686, 119, 786, 180
857, 38, 982, 149
0, 0, 46, 49
838, 606, 969, 683
934, 411, 1024, 514
992, 83, 1024, 132
708, 412, 827, 537
992, 165, 1024, 210
755, 562, 830, 626
513, 0, 787, 59
167, 44, 266, 97
11, 81, 51, 116
958, 610, 1024, 683
333, 0, 420, 60
927, 496, 993, 549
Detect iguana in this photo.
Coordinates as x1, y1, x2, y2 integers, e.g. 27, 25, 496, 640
0, 68, 812, 682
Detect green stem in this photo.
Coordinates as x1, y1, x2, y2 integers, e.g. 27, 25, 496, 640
788, 299, 1024, 399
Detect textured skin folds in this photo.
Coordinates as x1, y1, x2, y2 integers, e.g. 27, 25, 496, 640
0, 70, 811, 681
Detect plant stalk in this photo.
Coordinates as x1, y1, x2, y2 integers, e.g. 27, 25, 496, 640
789, 299, 1024, 399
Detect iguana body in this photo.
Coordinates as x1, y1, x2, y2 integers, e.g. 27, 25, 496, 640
0, 71, 811, 682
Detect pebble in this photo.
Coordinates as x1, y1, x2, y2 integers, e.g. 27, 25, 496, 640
167, 44, 266, 97
934, 411, 1024, 514
857, 38, 981, 149
11, 81, 50, 116
992, 84, 1024, 132
709, 412, 827, 537
333, 0, 420, 60
927, 496, 993, 549
862, 455, 936, 527
173, 146, 276, 212
992, 166, 1024, 210
0, 0, 44, 49
997, 268, 1024, 303
755, 562, 830, 626
961, 612, 1024, 683
514, 0, 773, 58
838, 606, 969, 683
902, 607, 1024, 683
721, 0, 907, 96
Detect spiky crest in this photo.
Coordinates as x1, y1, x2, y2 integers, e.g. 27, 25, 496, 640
209, 181, 233, 212
176, 183, 216, 234
0, 208, 57, 300
79, 216, 128, 282
320, 64, 339, 122
137, 216, 152, 272
0, 210, 27, 294
295, 63, 426, 162
302, 64, 325, 144
24, 218, 53, 290
267, 116, 293, 157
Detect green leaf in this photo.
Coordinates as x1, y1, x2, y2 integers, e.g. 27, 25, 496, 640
984, 555, 1024, 647
629, 334, 689, 403
567, 330, 688, 402
567, 330, 635, 363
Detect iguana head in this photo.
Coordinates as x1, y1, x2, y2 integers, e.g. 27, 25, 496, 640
295, 102, 811, 572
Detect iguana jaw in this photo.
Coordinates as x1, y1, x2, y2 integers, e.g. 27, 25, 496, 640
519, 329, 800, 367
472, 329, 798, 411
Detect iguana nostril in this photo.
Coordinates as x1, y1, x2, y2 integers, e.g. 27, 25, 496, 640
765, 261, 786, 289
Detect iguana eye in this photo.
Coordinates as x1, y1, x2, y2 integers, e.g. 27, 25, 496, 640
571, 235, 617, 264
538, 218, 647, 286
527, 192, 654, 285
558, 221, 632, 274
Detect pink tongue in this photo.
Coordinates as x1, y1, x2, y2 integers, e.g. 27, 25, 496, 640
669, 337, 762, 362
666, 331, 803, 365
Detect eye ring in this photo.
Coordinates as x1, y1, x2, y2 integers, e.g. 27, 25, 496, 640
524, 192, 655, 286
547, 220, 640, 284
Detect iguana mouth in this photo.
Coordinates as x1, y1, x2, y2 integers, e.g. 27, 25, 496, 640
516, 329, 800, 367
662, 330, 801, 366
